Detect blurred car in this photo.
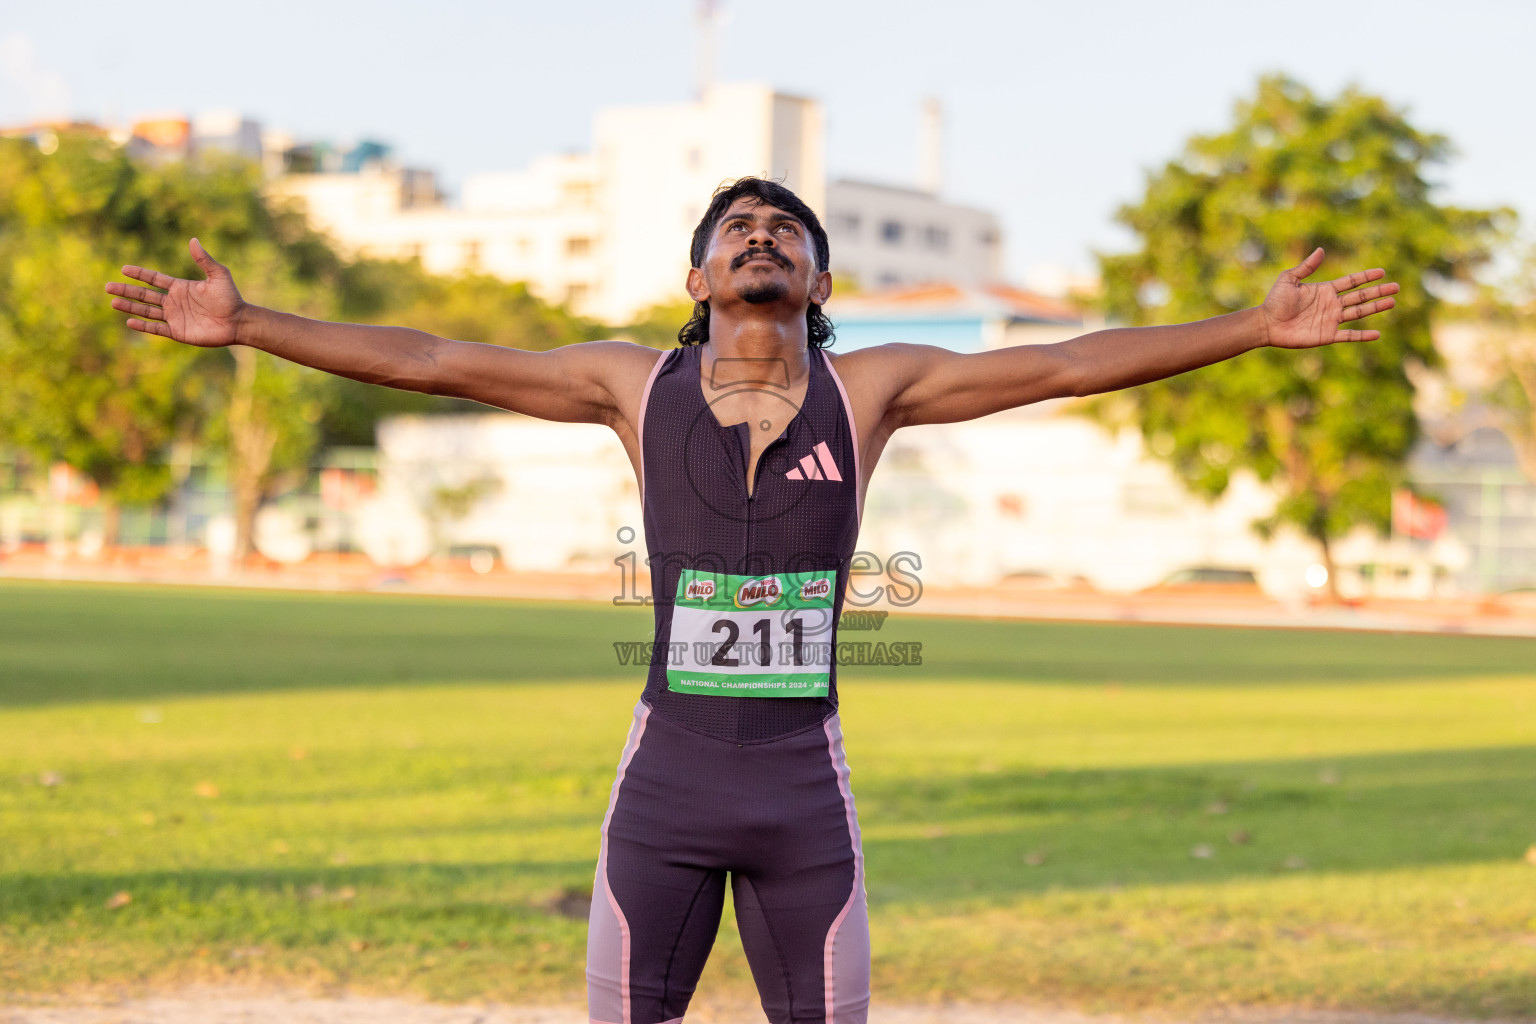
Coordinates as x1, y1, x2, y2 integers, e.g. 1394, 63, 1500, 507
1141, 565, 1263, 595
997, 570, 1093, 590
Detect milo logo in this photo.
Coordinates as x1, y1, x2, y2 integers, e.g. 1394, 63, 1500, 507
734, 576, 783, 608
800, 577, 832, 601
684, 579, 716, 600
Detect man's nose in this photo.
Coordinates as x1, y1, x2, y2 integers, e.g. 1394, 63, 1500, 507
748, 231, 775, 248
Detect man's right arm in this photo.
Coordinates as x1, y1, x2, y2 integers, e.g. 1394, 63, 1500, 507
233, 305, 652, 427
107, 238, 659, 430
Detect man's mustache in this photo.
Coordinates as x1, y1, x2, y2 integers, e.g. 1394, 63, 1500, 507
731, 248, 794, 271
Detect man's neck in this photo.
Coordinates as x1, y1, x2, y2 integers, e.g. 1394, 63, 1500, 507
704, 313, 811, 386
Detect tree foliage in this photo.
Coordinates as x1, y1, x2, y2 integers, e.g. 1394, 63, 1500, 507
616, 300, 696, 350
0, 135, 213, 517
0, 132, 355, 548
0, 132, 603, 552
1097, 74, 1506, 577
317, 260, 602, 445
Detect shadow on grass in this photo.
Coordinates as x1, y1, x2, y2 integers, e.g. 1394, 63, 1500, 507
4, 580, 1534, 708
0, 858, 597, 930
855, 742, 1536, 907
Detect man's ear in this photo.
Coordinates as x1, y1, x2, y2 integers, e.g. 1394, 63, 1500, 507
686, 266, 710, 303
809, 269, 833, 307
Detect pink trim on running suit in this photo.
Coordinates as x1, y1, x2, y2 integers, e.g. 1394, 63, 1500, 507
593, 702, 652, 1024
820, 350, 861, 522
635, 349, 671, 500
822, 716, 867, 1024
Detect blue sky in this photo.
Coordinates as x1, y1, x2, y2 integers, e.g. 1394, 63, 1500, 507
5, 0, 1532, 288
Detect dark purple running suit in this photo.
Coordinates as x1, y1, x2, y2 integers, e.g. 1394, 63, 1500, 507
587, 344, 870, 1024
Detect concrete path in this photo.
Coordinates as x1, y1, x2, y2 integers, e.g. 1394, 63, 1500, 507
1, 989, 1523, 1024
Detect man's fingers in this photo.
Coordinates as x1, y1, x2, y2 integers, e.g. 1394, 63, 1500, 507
1333, 328, 1380, 343
111, 297, 164, 320
1330, 267, 1386, 293
1340, 296, 1397, 322
125, 317, 172, 338
1337, 281, 1399, 304
105, 282, 167, 303
1288, 246, 1326, 280
121, 264, 178, 289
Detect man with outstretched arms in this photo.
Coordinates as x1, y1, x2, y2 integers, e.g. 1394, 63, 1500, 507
107, 177, 1397, 1024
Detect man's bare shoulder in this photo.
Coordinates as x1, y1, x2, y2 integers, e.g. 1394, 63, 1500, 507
825, 342, 952, 392
559, 338, 666, 390
565, 338, 668, 368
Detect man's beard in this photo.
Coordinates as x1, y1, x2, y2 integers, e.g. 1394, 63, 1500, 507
739, 278, 790, 304
731, 248, 794, 304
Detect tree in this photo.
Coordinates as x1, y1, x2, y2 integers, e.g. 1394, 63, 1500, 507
205, 238, 338, 560
1096, 74, 1506, 596
0, 131, 383, 555
0, 134, 214, 542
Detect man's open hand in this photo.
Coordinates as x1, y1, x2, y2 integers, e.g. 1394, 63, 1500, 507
104, 238, 245, 347
1261, 247, 1399, 349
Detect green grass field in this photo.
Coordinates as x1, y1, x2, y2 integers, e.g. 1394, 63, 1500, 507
2, 578, 1535, 1015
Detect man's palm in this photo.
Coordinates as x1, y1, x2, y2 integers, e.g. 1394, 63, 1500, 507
1262, 247, 1398, 349
105, 239, 245, 347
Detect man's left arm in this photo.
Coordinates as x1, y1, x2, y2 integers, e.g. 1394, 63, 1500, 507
882, 248, 1398, 428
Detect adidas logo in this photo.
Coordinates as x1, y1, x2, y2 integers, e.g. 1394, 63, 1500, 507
785, 441, 843, 482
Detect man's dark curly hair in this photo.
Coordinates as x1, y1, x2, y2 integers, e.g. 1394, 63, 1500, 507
678, 177, 836, 348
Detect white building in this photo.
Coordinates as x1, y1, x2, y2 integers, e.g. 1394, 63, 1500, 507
267, 83, 823, 323
824, 180, 1002, 291
272, 154, 603, 311
591, 82, 824, 323
265, 85, 1008, 323
355, 414, 640, 573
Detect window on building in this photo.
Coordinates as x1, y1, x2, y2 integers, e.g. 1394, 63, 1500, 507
877, 272, 902, 289
463, 240, 481, 268
562, 180, 594, 204
518, 238, 532, 256
565, 283, 590, 307
686, 147, 703, 170
833, 213, 861, 238
880, 220, 904, 245
979, 228, 999, 247
924, 226, 950, 251
566, 237, 592, 258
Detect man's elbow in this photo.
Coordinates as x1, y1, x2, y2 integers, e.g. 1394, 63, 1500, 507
1044, 351, 1092, 400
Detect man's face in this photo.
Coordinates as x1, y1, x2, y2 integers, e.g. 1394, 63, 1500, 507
688, 199, 831, 313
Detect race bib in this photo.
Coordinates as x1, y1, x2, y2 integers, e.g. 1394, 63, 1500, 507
667, 568, 837, 698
